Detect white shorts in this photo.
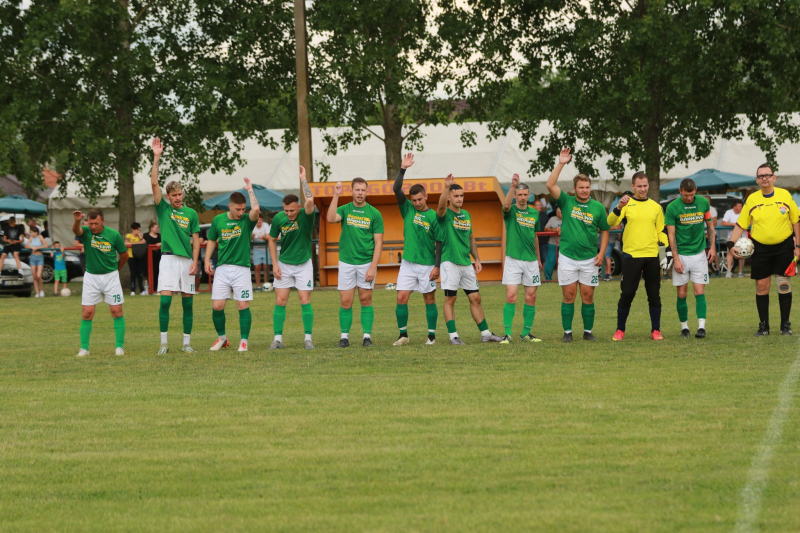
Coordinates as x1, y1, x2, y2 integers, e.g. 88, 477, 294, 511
158, 254, 196, 294
557, 253, 600, 286
82, 271, 124, 306
274, 259, 314, 291
503, 257, 542, 287
396, 259, 437, 293
672, 251, 709, 286
440, 261, 479, 292
211, 264, 253, 301
338, 261, 374, 291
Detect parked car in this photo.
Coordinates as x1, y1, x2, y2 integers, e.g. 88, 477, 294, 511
0, 257, 34, 297
0, 243, 83, 283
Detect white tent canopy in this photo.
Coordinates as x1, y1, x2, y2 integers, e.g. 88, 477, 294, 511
49, 119, 800, 246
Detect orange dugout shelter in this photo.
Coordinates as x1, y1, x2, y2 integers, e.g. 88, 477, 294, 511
311, 177, 509, 287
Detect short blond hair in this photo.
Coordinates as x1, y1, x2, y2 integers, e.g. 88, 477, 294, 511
166, 181, 182, 194
573, 174, 591, 187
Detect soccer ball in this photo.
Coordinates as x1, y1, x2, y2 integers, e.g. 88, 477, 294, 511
734, 236, 755, 259
262, 282, 273, 292
60, 288, 71, 297
385, 283, 396, 290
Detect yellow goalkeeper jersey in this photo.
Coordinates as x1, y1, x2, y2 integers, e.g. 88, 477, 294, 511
737, 187, 799, 245
608, 197, 668, 258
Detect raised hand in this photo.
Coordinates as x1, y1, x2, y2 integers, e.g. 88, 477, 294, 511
559, 148, 571, 165
511, 173, 520, 187
617, 195, 630, 209
333, 181, 343, 195
243, 177, 253, 191
73, 210, 83, 221
401, 152, 415, 170
299, 165, 307, 182
152, 138, 163, 157
444, 174, 454, 188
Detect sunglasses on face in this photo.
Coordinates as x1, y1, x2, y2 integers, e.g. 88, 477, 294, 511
757, 173, 773, 179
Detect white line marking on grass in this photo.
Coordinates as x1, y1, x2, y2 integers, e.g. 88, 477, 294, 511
734, 346, 800, 533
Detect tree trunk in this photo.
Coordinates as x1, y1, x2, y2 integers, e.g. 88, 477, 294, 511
642, 121, 661, 201
381, 104, 403, 180
116, 156, 136, 290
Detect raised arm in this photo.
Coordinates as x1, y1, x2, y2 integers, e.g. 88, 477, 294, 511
151, 138, 163, 205
72, 210, 84, 237
243, 177, 260, 222
608, 195, 630, 226
546, 148, 572, 200
394, 152, 414, 206
503, 174, 520, 212
437, 174, 454, 218
299, 166, 315, 215
327, 182, 343, 223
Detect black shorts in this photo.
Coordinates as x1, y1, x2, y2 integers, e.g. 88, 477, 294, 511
751, 236, 794, 280
2, 244, 21, 254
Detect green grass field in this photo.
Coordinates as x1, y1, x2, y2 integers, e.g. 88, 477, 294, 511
2, 278, 799, 532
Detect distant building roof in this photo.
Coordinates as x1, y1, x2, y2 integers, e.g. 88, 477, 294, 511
0, 171, 58, 202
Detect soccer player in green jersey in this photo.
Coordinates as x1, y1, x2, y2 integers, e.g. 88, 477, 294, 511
72, 208, 128, 357
327, 177, 385, 347
268, 165, 317, 349
392, 152, 442, 345
500, 173, 543, 343
204, 178, 260, 352
665, 178, 716, 339
546, 148, 610, 342
437, 174, 503, 345
150, 138, 201, 354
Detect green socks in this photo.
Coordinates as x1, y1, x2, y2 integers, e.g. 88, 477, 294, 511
696, 294, 707, 319
361, 305, 374, 335
80, 319, 92, 350
561, 302, 575, 332
522, 304, 536, 336
396, 303, 409, 332
182, 296, 193, 335
239, 308, 251, 340
677, 296, 688, 322
503, 303, 516, 336
301, 303, 314, 334
446, 319, 457, 334
581, 303, 595, 332
159, 295, 171, 332
340, 307, 353, 334
113, 316, 125, 348
425, 303, 438, 334
477, 318, 489, 333
212, 309, 226, 336
274, 304, 286, 335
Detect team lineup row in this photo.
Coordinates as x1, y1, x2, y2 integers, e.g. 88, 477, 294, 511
71, 142, 800, 356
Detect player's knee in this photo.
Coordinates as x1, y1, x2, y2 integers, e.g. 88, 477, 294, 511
525, 293, 536, 306
423, 292, 435, 305
82, 309, 94, 320
212, 301, 226, 311
777, 276, 792, 294
110, 308, 123, 318
506, 292, 518, 304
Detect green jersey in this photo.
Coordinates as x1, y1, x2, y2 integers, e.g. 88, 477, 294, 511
554, 193, 610, 261
664, 195, 710, 256
156, 198, 200, 259
336, 202, 384, 265
80, 226, 127, 275
207, 213, 256, 268
438, 208, 472, 266
399, 200, 438, 266
504, 204, 539, 262
269, 210, 315, 265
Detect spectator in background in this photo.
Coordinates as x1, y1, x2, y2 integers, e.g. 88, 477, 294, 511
41, 220, 49, 239
722, 200, 745, 278
74, 219, 86, 273
25, 227, 48, 297
28, 218, 39, 236
143, 220, 161, 290
125, 222, 146, 295
251, 213, 270, 288
534, 199, 550, 268
544, 208, 563, 281
703, 196, 719, 273
0, 216, 24, 274
51, 241, 68, 295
